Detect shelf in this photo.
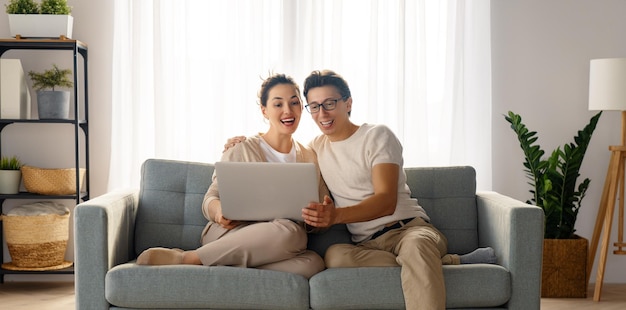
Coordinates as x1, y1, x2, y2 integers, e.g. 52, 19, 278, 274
0, 265, 74, 276
0, 38, 89, 283
0, 192, 88, 201
0, 38, 87, 48
0, 119, 87, 124
0, 119, 88, 133
0, 38, 87, 57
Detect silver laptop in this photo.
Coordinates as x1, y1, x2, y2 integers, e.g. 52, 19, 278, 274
214, 161, 319, 221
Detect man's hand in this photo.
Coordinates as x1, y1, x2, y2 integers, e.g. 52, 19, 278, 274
223, 136, 247, 152
302, 195, 336, 228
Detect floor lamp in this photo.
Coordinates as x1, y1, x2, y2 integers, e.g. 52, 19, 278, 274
587, 57, 626, 302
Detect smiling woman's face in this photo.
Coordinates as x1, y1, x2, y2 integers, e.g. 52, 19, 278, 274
262, 83, 303, 136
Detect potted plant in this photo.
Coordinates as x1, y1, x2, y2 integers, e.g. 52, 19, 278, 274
29, 64, 73, 119
0, 155, 23, 194
6, 0, 73, 39
505, 110, 602, 298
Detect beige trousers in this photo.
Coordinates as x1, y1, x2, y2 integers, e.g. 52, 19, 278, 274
325, 217, 450, 310
197, 218, 324, 279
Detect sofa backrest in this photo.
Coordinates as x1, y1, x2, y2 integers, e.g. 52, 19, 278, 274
309, 166, 479, 257
134, 159, 479, 257
135, 159, 213, 255
404, 166, 478, 255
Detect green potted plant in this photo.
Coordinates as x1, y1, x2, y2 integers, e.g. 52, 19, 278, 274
39, 0, 71, 14
29, 64, 73, 119
505, 110, 602, 298
6, 0, 73, 39
0, 155, 24, 194
5, 0, 39, 14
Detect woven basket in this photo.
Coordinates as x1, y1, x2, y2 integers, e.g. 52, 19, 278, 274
541, 236, 588, 298
21, 166, 86, 195
1, 210, 70, 268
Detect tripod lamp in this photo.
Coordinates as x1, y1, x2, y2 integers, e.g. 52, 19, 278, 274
587, 57, 626, 301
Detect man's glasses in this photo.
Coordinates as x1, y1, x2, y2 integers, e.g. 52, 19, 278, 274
305, 98, 344, 113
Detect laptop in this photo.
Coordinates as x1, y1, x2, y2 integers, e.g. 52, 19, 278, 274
214, 161, 319, 221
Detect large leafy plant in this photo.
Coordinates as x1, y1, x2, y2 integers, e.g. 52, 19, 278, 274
505, 111, 602, 239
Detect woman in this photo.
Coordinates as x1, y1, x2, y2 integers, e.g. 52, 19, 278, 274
136, 73, 327, 279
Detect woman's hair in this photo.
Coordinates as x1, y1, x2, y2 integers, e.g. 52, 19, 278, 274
303, 70, 352, 101
258, 73, 301, 107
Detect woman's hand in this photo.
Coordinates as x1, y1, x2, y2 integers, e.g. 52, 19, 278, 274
223, 136, 247, 152
214, 209, 242, 229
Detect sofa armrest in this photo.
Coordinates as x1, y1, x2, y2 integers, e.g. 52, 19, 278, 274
476, 191, 543, 310
74, 189, 139, 310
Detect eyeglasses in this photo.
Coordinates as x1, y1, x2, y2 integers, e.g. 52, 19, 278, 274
305, 98, 343, 113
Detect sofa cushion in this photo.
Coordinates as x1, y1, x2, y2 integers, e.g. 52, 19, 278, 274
135, 159, 213, 255
106, 263, 310, 309
309, 265, 510, 309
404, 166, 478, 255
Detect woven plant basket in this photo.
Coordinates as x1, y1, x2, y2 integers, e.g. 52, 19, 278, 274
1, 208, 70, 269
21, 165, 86, 195
541, 235, 588, 298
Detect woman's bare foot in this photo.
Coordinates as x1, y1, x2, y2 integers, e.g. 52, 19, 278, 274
136, 247, 184, 265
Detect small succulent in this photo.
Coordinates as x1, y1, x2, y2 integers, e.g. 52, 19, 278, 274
0, 156, 23, 170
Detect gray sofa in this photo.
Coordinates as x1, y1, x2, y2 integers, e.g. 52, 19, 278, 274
74, 158, 544, 309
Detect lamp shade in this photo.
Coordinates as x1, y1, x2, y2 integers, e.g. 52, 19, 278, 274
589, 58, 626, 111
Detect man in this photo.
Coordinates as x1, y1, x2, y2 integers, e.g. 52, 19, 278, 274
299, 69, 494, 310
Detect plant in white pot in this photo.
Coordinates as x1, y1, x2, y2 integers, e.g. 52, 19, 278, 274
29, 64, 73, 120
0, 155, 23, 194
5, 0, 73, 39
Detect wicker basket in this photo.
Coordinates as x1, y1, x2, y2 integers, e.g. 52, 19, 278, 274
1, 203, 70, 269
541, 236, 588, 298
21, 166, 86, 195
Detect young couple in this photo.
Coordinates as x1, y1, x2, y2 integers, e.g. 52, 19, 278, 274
137, 70, 496, 309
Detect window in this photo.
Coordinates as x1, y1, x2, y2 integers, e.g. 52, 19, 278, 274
110, 0, 492, 189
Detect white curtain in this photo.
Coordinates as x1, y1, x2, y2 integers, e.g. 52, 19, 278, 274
110, 0, 492, 190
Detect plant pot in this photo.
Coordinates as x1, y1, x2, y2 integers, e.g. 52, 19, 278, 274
0, 170, 22, 194
37, 90, 70, 120
541, 235, 588, 298
8, 14, 73, 39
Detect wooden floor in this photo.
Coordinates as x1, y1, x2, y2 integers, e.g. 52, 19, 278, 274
0, 281, 75, 310
0, 281, 624, 309
541, 283, 626, 310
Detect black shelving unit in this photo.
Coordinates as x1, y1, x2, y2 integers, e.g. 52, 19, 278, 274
0, 39, 89, 282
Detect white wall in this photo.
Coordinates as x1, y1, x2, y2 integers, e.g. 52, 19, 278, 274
1, 0, 625, 284
492, 0, 626, 283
